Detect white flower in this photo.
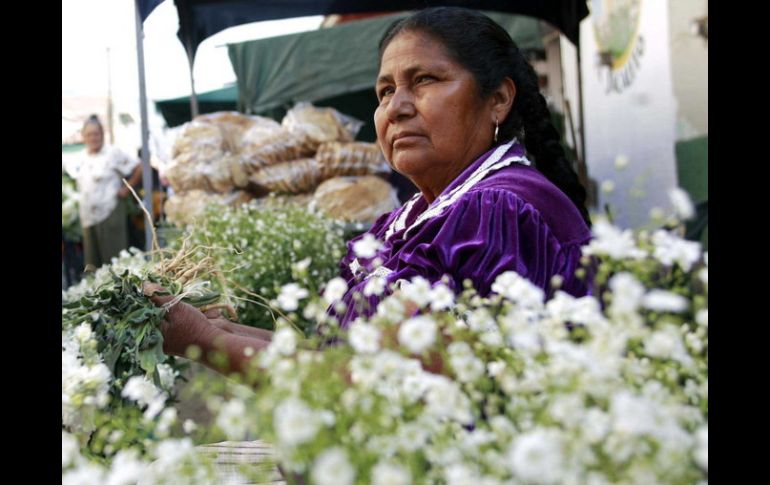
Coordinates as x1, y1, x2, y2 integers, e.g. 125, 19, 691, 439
155, 407, 177, 437
644, 325, 691, 365
353, 234, 382, 259
62, 431, 79, 468
183, 419, 197, 434
695, 309, 708, 327
699, 267, 708, 286
429, 283, 455, 311
121, 376, 163, 407
372, 461, 411, 485
582, 408, 611, 443
651, 230, 701, 271
274, 397, 320, 447
499, 309, 541, 352
491, 271, 544, 308
398, 316, 437, 354
548, 394, 584, 427
610, 391, 656, 436
601, 180, 615, 193
642, 290, 689, 313
105, 450, 147, 485
376, 296, 406, 323
508, 429, 565, 484
74, 322, 93, 343
546, 291, 604, 326
292, 256, 312, 273
364, 276, 387, 297
608, 272, 645, 317
487, 361, 506, 377
143, 395, 167, 421
349, 323, 381, 354
276, 283, 309, 312
396, 422, 429, 452
450, 353, 485, 383
216, 399, 248, 440
479, 328, 504, 348
153, 438, 194, 466
311, 448, 355, 485
694, 426, 708, 471
271, 327, 298, 356
400, 276, 432, 307
157, 363, 178, 392
669, 187, 695, 220
424, 375, 473, 424
323, 277, 348, 304
614, 154, 629, 169
583, 220, 647, 260
62, 462, 106, 485
445, 464, 480, 485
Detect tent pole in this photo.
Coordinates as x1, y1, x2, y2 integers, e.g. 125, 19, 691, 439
134, 0, 154, 252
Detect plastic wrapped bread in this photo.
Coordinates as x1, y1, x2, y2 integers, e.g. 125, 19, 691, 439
164, 190, 254, 226
249, 158, 321, 194
315, 142, 390, 180
171, 121, 225, 162
194, 111, 276, 153
311, 176, 399, 224
240, 128, 316, 172
164, 160, 212, 193
201, 155, 238, 193
282, 103, 363, 150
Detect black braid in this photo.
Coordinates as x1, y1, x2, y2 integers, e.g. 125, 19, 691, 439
510, 58, 592, 226
380, 7, 591, 226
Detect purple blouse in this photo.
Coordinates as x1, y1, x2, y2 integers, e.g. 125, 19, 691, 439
333, 140, 592, 328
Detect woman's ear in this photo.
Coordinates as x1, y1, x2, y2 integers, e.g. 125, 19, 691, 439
491, 77, 516, 123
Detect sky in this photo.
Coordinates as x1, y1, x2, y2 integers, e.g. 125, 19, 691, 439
62, 0, 323, 146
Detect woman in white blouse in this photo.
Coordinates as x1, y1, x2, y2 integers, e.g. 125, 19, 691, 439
76, 115, 142, 271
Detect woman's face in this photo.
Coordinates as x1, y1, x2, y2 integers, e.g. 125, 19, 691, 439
375, 30, 495, 197
82, 123, 104, 153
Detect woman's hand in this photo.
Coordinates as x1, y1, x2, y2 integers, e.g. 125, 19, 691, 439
143, 282, 222, 357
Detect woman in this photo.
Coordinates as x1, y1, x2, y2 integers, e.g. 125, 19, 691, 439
76, 115, 143, 271
147, 7, 592, 374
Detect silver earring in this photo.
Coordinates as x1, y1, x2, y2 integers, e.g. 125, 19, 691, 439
494, 118, 499, 143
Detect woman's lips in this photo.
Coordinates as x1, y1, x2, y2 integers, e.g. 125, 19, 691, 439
392, 134, 425, 148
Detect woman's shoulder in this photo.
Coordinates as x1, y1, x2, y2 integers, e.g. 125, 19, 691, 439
456, 166, 591, 244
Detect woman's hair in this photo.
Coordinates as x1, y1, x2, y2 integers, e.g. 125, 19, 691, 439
379, 7, 591, 225
82, 114, 104, 134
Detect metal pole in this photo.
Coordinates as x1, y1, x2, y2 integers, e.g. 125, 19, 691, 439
134, 0, 154, 252
106, 47, 115, 145
575, 41, 596, 208
186, 38, 199, 118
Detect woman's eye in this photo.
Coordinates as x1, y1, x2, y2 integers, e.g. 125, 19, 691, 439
379, 86, 394, 99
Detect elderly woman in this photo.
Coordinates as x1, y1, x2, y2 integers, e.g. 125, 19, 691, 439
148, 7, 592, 374
75, 115, 143, 271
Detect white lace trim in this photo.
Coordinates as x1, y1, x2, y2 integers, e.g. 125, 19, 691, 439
403, 154, 529, 238
383, 140, 523, 242
384, 193, 422, 241
348, 257, 395, 281
349, 258, 361, 276
367, 265, 394, 280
